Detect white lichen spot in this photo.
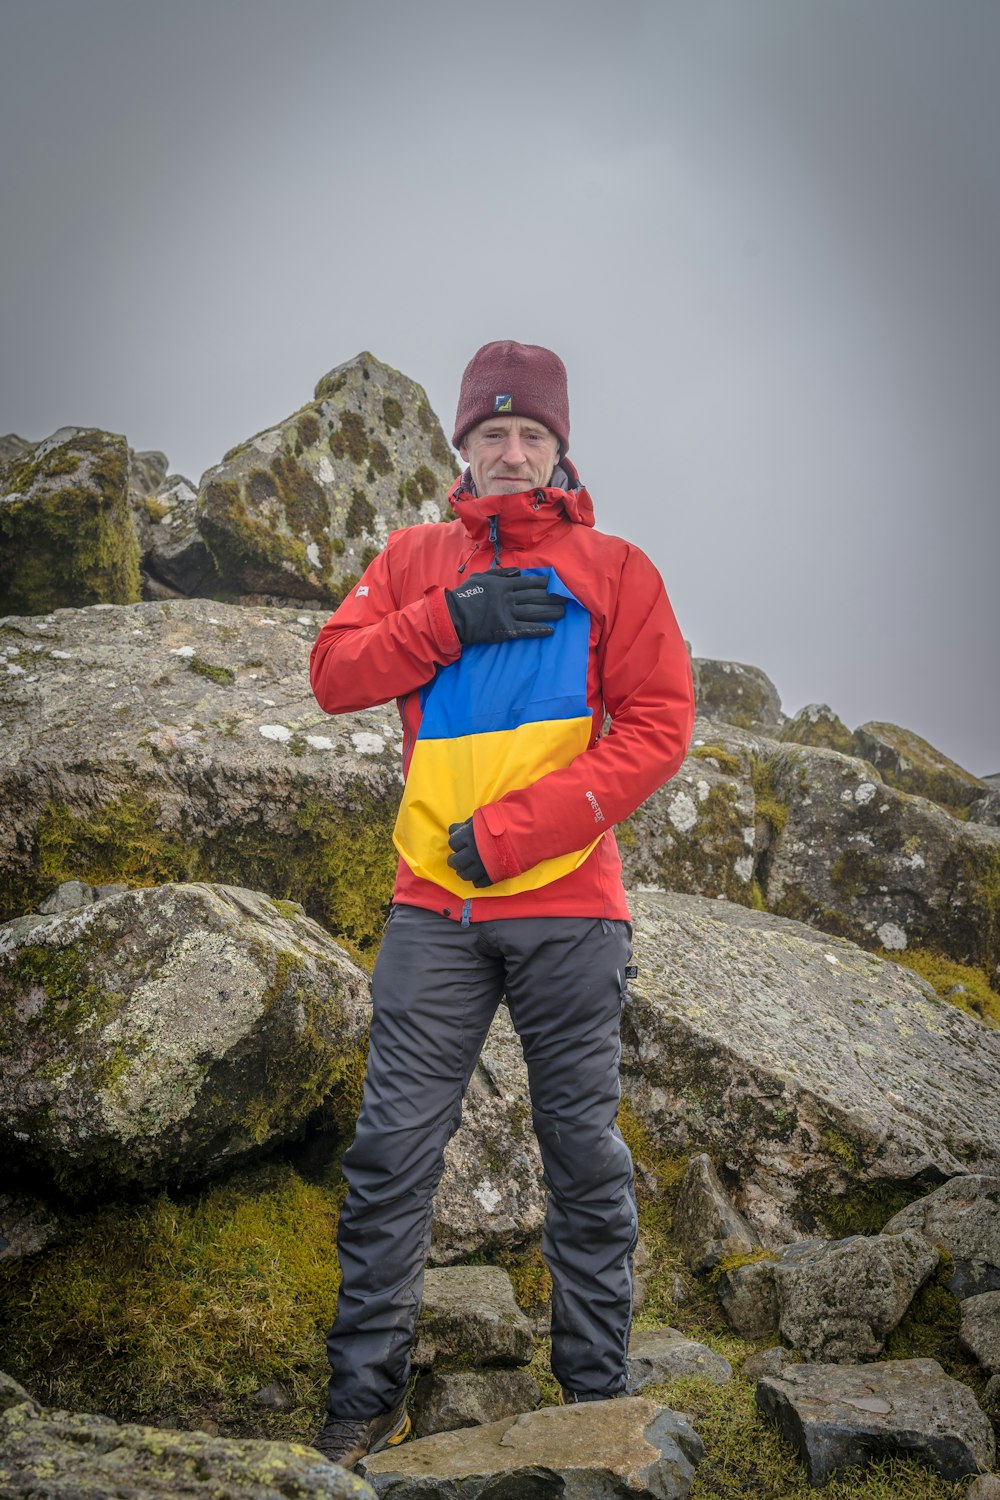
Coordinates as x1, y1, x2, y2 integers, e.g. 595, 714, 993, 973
473, 1182, 502, 1213
734, 855, 753, 882
91, 603, 115, 611
316, 457, 335, 485
306, 543, 321, 568
636, 883, 666, 893
840, 789, 854, 804
259, 724, 292, 743
352, 731, 386, 756
170, 646, 196, 658
6, 663, 26, 676
209, 617, 222, 625
824, 953, 839, 965
696, 779, 710, 803
692, 739, 705, 747
297, 615, 312, 626
854, 782, 877, 805
877, 922, 907, 951
259, 618, 278, 626
306, 735, 334, 751
419, 500, 441, 524
742, 827, 756, 848
253, 430, 282, 456
49, 650, 72, 659
905, 851, 926, 870
667, 792, 698, 834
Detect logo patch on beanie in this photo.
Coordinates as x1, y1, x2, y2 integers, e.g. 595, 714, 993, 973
493, 394, 512, 413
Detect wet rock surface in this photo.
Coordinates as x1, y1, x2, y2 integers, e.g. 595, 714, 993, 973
361, 1398, 705, 1499
883, 1174, 1000, 1299
755, 1357, 996, 1484
0, 882, 371, 1194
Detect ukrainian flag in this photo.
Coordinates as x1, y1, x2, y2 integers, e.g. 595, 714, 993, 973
393, 568, 602, 896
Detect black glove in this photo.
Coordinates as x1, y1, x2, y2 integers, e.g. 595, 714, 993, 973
445, 567, 565, 645
447, 818, 493, 888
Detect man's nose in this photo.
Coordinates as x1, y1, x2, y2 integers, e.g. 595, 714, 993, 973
501, 434, 526, 466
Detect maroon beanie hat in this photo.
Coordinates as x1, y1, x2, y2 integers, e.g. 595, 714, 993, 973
453, 341, 570, 453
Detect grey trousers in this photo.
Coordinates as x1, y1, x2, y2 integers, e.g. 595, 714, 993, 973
324, 904, 637, 1417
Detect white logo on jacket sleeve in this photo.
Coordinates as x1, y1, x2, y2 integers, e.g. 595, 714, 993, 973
586, 790, 606, 823
356, 585, 369, 597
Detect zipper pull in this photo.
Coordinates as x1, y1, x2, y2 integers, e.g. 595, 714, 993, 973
457, 542, 480, 576
488, 514, 501, 569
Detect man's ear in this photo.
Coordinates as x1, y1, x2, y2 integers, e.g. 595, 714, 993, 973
458, 442, 469, 463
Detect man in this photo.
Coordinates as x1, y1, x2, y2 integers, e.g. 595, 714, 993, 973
308, 340, 695, 1467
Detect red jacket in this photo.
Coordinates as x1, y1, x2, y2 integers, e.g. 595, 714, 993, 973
310, 468, 695, 922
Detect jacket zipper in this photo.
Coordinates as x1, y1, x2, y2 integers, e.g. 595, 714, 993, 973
488, 514, 501, 569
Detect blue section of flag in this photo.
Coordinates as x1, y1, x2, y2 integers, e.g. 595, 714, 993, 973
419, 569, 590, 739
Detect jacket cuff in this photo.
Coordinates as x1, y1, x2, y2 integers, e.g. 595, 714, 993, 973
425, 585, 462, 657
473, 805, 519, 884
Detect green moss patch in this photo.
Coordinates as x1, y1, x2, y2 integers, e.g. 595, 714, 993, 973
381, 397, 404, 432
0, 1163, 341, 1438
189, 656, 235, 686
881, 945, 1000, 1026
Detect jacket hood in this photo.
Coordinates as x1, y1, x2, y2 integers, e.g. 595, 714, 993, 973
448, 455, 595, 545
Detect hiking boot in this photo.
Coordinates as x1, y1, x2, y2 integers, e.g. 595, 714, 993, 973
312, 1398, 410, 1469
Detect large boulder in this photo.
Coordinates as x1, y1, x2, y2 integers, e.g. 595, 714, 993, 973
780, 703, 856, 754
960, 1292, 1000, 1376
412, 1267, 534, 1369
883, 1175, 1000, 1299
755, 1358, 996, 1485
854, 720, 991, 814
0, 428, 141, 615
0, 597, 402, 952
620, 892, 1000, 1241
197, 352, 457, 603
0, 1374, 374, 1499
138, 473, 219, 597
361, 1399, 705, 1499
691, 658, 783, 732
0, 882, 370, 1195
716, 1231, 939, 1360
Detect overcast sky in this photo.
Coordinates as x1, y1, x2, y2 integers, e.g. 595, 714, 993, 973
2, 0, 998, 774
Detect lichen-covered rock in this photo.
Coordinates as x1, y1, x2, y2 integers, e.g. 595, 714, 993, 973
960, 1292, 1000, 1375
759, 739, 1000, 976
0, 435, 33, 470
620, 892, 1000, 1241
968, 1476, 1000, 1500
626, 1329, 732, 1392
411, 1369, 541, 1437
0, 882, 371, 1195
882, 1175, 1000, 1299
361, 1399, 705, 1499
0, 1385, 375, 1498
0, 428, 141, 614
755, 1357, 996, 1484
739, 1346, 799, 1381
671, 1153, 761, 1273
0, 598, 403, 952
854, 720, 990, 814
691, 658, 783, 732
970, 789, 1000, 829
780, 703, 855, 754
127, 447, 169, 503
412, 1266, 534, 1369
197, 352, 457, 603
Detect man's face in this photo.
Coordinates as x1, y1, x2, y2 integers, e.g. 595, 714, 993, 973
460, 415, 560, 498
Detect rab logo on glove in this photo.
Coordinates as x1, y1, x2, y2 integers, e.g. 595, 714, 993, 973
455, 585, 484, 599
493, 394, 513, 413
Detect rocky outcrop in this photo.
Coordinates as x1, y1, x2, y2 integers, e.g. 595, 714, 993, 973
139, 473, 218, 598
691, 658, 783, 732
716, 1232, 939, 1360
361, 1399, 705, 1499
0, 882, 371, 1195
854, 720, 991, 813
671, 1153, 761, 1273
197, 352, 456, 604
0, 428, 141, 615
780, 703, 856, 754
0, 598, 402, 951
620, 892, 1000, 1242
0, 1372, 374, 1498
883, 1175, 1000, 1299
755, 1358, 996, 1484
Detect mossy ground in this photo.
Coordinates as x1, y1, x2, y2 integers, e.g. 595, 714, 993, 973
880, 944, 1000, 1027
